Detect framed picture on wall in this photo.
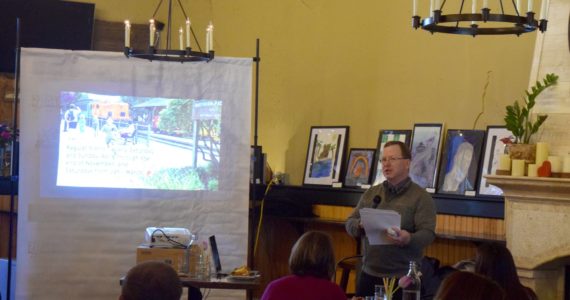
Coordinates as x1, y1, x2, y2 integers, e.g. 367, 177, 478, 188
344, 148, 376, 188
409, 123, 444, 191
371, 130, 412, 186
437, 129, 485, 195
303, 126, 349, 186
478, 126, 514, 196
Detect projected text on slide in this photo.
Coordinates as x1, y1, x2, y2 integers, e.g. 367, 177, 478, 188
56, 91, 222, 191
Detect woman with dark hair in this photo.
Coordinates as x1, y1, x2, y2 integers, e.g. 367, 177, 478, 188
475, 242, 538, 300
260, 231, 346, 300
435, 271, 506, 300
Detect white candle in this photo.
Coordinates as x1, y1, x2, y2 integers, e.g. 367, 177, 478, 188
512, 159, 525, 176
179, 27, 184, 50
483, 0, 489, 8
527, 164, 538, 177
535, 142, 549, 167
472, 0, 477, 25
563, 156, 570, 173
430, 0, 434, 17
413, 0, 418, 16
186, 18, 191, 48
539, 0, 548, 19
516, 0, 521, 13
205, 27, 210, 52
498, 154, 512, 171
548, 156, 562, 172
208, 21, 214, 51
528, 0, 534, 12
149, 19, 156, 47
124, 20, 131, 48
435, 0, 440, 10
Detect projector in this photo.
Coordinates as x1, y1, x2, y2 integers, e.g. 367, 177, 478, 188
144, 227, 194, 248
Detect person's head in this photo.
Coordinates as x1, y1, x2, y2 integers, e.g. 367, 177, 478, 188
475, 242, 535, 300
382, 141, 411, 184
288, 231, 335, 279
120, 261, 182, 300
435, 271, 505, 300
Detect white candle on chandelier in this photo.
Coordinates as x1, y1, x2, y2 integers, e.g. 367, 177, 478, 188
186, 18, 191, 48
179, 27, 184, 50
413, 0, 417, 16
429, 0, 434, 17
435, 0, 440, 10
528, 0, 534, 12
516, 0, 521, 13
539, 0, 549, 19
483, 0, 489, 8
207, 21, 214, 51
472, 0, 477, 25
206, 25, 210, 52
124, 20, 131, 48
149, 19, 156, 47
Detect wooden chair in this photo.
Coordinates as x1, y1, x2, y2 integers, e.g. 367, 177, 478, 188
335, 255, 362, 297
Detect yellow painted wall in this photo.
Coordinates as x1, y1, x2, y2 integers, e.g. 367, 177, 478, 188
81, 0, 538, 184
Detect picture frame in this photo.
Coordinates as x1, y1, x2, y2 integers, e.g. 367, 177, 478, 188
477, 126, 514, 196
371, 130, 412, 186
303, 126, 349, 186
409, 123, 444, 191
344, 148, 376, 188
437, 129, 485, 195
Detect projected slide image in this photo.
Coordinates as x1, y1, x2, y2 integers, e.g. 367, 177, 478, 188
57, 91, 221, 191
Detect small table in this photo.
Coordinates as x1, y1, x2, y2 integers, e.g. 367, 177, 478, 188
120, 275, 260, 300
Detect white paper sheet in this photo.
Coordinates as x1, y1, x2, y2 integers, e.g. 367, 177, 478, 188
360, 208, 401, 245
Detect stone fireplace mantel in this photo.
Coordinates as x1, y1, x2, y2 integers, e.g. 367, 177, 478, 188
486, 175, 570, 300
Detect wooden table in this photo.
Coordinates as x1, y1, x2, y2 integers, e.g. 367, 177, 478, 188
121, 275, 260, 300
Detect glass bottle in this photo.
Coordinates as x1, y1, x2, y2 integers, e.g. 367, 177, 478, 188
188, 244, 204, 278
402, 261, 421, 300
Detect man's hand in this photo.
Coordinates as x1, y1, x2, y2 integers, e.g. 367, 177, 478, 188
386, 226, 411, 247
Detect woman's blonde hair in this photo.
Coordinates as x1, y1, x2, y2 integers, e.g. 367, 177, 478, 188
288, 231, 335, 279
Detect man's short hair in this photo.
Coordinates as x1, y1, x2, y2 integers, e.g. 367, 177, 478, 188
121, 261, 182, 300
384, 141, 411, 159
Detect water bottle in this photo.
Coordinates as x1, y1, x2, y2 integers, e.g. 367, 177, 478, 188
187, 236, 203, 278
402, 261, 421, 300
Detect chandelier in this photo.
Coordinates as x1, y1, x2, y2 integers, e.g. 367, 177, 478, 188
412, 0, 549, 36
123, 0, 214, 62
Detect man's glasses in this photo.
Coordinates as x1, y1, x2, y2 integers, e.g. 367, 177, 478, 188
381, 157, 407, 163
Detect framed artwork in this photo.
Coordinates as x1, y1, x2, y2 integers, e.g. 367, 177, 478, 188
409, 123, 444, 191
478, 126, 514, 196
372, 130, 412, 186
303, 126, 349, 186
437, 129, 485, 195
344, 148, 376, 188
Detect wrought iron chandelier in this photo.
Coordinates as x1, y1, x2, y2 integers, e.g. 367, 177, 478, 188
124, 0, 214, 62
412, 0, 549, 36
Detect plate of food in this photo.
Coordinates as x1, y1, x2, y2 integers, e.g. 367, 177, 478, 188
228, 266, 260, 281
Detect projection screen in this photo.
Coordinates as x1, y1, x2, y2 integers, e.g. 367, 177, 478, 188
17, 48, 251, 299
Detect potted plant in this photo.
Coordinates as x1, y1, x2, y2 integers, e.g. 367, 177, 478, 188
504, 73, 558, 162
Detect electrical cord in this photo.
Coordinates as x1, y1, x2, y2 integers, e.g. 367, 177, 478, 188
253, 180, 274, 257
150, 228, 188, 249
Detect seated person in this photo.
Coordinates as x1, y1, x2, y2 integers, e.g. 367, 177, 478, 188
475, 242, 538, 300
434, 271, 505, 300
261, 231, 346, 300
120, 261, 182, 300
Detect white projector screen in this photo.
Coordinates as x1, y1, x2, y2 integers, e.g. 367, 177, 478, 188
17, 48, 252, 299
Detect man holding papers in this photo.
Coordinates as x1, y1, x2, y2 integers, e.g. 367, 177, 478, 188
345, 141, 436, 298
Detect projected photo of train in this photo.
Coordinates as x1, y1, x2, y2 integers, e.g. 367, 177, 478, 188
57, 91, 221, 191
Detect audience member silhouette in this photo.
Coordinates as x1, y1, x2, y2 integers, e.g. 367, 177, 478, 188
261, 231, 346, 300
120, 261, 182, 300
475, 242, 538, 300
434, 271, 505, 300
